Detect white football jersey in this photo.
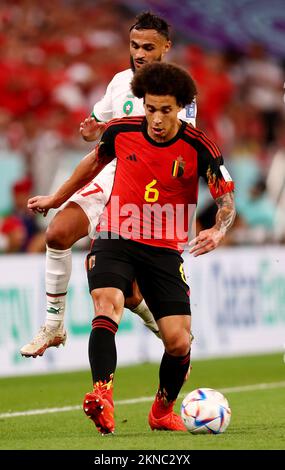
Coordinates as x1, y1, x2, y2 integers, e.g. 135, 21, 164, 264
92, 68, 197, 126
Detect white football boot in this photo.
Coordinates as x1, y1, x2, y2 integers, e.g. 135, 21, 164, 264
20, 325, 66, 358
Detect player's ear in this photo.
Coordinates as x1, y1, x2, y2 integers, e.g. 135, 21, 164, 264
163, 40, 172, 56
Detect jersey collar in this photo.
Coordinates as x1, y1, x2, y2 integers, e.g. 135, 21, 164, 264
142, 117, 186, 147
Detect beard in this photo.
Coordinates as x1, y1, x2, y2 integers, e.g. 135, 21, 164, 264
130, 55, 136, 72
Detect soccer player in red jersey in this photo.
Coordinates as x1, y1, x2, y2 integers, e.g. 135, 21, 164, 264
20, 12, 196, 358
27, 62, 235, 434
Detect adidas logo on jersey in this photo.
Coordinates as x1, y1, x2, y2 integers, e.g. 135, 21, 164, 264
126, 154, 137, 161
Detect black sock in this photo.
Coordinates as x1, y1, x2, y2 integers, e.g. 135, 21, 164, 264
158, 350, 191, 402
88, 315, 118, 384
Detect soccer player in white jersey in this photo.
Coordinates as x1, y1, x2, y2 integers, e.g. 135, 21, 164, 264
20, 12, 197, 358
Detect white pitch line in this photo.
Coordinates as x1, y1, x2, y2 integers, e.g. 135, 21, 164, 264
0, 405, 81, 419
1, 380, 285, 420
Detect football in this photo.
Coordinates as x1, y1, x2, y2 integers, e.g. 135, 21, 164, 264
181, 388, 231, 434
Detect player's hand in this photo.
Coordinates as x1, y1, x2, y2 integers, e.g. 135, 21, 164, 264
27, 195, 58, 217
79, 117, 107, 142
189, 227, 224, 257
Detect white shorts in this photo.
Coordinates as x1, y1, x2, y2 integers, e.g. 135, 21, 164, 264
69, 160, 117, 237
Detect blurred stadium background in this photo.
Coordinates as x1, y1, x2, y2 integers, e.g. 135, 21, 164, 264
0, 0, 285, 385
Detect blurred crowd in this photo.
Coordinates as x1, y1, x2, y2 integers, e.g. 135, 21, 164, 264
1, 0, 285, 253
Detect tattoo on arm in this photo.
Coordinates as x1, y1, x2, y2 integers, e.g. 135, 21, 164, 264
215, 192, 236, 235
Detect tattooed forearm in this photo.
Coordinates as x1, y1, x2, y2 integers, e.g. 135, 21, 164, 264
215, 192, 236, 235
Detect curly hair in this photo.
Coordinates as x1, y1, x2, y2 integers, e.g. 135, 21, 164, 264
130, 11, 170, 40
131, 62, 197, 107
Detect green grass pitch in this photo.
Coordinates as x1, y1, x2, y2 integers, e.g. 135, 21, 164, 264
0, 353, 284, 450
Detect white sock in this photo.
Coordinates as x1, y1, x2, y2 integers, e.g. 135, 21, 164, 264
45, 246, 72, 329
132, 299, 157, 327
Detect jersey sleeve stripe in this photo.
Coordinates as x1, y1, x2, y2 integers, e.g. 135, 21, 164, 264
185, 128, 220, 158
188, 129, 220, 158
105, 122, 143, 135
105, 117, 144, 133
107, 117, 144, 126
185, 127, 221, 158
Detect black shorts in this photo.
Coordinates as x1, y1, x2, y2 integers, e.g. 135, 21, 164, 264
86, 234, 191, 320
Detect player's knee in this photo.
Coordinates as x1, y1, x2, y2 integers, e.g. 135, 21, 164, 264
165, 332, 190, 356
46, 223, 72, 250
93, 288, 124, 320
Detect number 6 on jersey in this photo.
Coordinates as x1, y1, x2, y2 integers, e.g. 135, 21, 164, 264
144, 179, 159, 202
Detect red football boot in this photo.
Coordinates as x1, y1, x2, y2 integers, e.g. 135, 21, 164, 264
83, 380, 115, 435
148, 393, 187, 432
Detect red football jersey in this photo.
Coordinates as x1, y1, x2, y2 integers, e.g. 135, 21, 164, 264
96, 116, 234, 251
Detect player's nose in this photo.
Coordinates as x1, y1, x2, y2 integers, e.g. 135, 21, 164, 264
134, 48, 145, 59
153, 113, 162, 125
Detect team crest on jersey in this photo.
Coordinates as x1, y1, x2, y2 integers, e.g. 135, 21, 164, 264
172, 156, 186, 178
123, 100, 134, 115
